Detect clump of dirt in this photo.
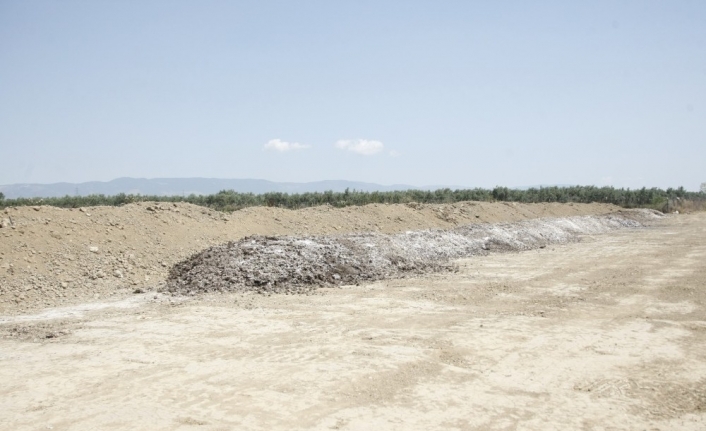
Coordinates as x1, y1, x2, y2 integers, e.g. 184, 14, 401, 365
2, 321, 76, 342
166, 209, 662, 295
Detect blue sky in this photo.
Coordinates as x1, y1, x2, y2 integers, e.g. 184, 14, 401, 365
1, 1, 704, 189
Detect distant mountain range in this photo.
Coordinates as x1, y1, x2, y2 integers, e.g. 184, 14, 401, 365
0, 177, 466, 199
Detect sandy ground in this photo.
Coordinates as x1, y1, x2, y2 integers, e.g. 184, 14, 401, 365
0, 212, 704, 430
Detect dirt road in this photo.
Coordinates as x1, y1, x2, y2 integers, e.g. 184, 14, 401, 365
1, 212, 705, 430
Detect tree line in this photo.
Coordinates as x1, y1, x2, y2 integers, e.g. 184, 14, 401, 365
0, 186, 703, 213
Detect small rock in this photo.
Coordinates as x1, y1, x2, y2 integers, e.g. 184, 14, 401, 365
33, 206, 41, 211
133, 288, 144, 294
0, 218, 9, 228
113, 269, 123, 278
89, 246, 99, 253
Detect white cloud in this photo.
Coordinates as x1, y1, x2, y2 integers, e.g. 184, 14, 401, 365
263, 139, 310, 152
335, 139, 384, 156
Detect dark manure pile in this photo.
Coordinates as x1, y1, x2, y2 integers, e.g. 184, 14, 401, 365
165, 210, 661, 295
166, 234, 450, 295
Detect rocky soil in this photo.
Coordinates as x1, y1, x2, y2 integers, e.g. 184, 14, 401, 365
1, 201, 620, 313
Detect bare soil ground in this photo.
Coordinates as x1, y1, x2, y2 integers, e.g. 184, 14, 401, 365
1, 208, 705, 430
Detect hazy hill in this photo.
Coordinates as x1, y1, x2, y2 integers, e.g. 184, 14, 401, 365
0, 178, 460, 199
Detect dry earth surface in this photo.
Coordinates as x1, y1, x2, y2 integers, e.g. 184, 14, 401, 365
1, 203, 705, 430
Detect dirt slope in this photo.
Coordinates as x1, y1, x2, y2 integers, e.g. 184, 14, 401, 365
0, 201, 617, 313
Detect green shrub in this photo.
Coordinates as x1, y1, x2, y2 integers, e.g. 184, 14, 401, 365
0, 186, 704, 212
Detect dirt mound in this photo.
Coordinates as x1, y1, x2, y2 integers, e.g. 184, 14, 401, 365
0, 201, 624, 313
166, 209, 662, 295
166, 235, 449, 295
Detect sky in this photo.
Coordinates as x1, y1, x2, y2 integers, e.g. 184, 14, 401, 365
1, 1, 704, 190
